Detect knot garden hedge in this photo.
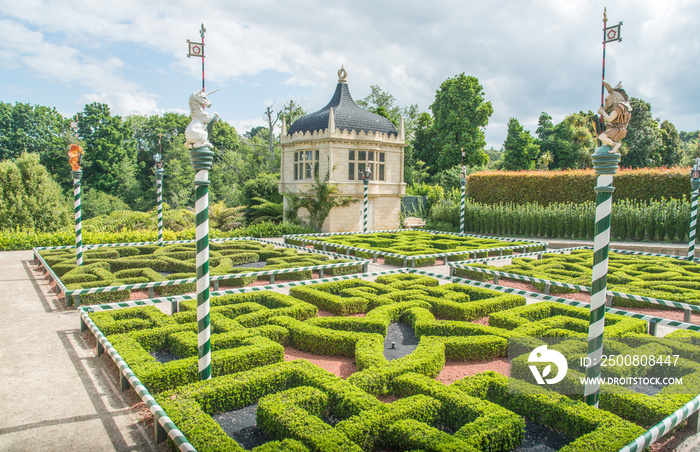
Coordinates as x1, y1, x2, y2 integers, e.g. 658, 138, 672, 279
33, 237, 369, 307
77, 267, 700, 452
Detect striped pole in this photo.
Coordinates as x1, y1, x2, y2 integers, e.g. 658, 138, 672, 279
72, 170, 83, 266
460, 178, 466, 235
584, 145, 620, 407
689, 189, 698, 260
189, 146, 214, 381
363, 178, 369, 233
688, 160, 700, 260
155, 167, 164, 246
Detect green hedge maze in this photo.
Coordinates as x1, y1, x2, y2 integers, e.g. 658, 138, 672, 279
36, 240, 365, 306
284, 230, 545, 267
453, 249, 700, 312
81, 272, 700, 451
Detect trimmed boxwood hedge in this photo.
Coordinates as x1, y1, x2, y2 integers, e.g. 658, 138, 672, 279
42, 241, 364, 305
85, 270, 699, 451
392, 372, 524, 451
452, 371, 647, 452
289, 231, 536, 267
467, 167, 690, 205
466, 249, 700, 309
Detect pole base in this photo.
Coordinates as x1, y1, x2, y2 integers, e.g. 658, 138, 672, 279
189, 146, 215, 172
591, 146, 620, 176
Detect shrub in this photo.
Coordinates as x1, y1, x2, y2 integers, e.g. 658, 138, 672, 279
452, 372, 646, 452
467, 167, 689, 205
0, 153, 71, 232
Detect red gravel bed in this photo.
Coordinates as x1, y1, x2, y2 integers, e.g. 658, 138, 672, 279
497, 278, 700, 325
437, 358, 510, 385
284, 347, 357, 379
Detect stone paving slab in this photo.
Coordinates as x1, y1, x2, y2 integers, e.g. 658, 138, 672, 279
0, 251, 157, 451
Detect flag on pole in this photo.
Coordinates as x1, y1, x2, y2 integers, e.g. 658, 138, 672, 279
187, 40, 204, 58
603, 22, 623, 43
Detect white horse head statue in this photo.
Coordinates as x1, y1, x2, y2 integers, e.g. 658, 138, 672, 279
185, 89, 219, 149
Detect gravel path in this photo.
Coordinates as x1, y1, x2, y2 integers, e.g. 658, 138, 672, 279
383, 322, 418, 360
517, 419, 573, 452
212, 404, 269, 450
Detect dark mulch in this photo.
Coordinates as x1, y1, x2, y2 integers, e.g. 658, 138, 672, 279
383, 322, 419, 361
212, 403, 270, 450
150, 349, 179, 364
627, 382, 666, 396
230, 261, 267, 269
516, 419, 574, 451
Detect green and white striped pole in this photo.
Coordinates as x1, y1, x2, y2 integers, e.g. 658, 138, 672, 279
584, 145, 620, 407
72, 169, 83, 266
460, 173, 466, 235
189, 145, 214, 381
155, 152, 164, 247
360, 166, 371, 233
688, 159, 700, 260
459, 149, 466, 235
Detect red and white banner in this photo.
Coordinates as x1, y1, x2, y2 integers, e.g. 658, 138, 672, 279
187, 40, 204, 58
603, 23, 622, 43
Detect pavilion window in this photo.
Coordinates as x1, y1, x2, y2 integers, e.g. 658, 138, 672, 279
348, 150, 385, 181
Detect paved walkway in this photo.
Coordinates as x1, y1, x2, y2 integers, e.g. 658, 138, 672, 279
0, 250, 156, 451
2, 244, 700, 451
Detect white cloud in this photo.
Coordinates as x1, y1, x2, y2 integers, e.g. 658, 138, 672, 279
1, 0, 698, 146
78, 91, 161, 116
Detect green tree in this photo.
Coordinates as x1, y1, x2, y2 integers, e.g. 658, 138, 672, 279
535, 112, 594, 170
659, 120, 682, 167
280, 99, 306, 128
430, 73, 493, 171
357, 85, 402, 126
500, 118, 540, 171
163, 140, 195, 209
82, 188, 130, 219
76, 103, 133, 195
0, 153, 70, 231
680, 130, 700, 164
0, 102, 73, 191
620, 98, 661, 168
0, 102, 71, 162
411, 112, 440, 178
124, 112, 189, 210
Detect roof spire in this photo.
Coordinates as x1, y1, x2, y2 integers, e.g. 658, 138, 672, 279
328, 107, 336, 132
338, 66, 347, 83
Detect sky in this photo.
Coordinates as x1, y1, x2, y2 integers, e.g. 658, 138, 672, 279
1, 0, 698, 149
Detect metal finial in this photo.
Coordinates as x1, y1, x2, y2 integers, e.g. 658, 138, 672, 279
603, 7, 607, 22
200, 23, 206, 38
338, 66, 347, 83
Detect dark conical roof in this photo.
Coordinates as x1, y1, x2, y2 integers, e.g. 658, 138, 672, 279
287, 79, 397, 137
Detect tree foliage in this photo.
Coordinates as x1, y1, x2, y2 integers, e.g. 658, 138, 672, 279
659, 120, 683, 167
500, 118, 540, 171
0, 153, 70, 231
280, 100, 306, 129
620, 98, 662, 168
430, 73, 493, 171
535, 111, 596, 170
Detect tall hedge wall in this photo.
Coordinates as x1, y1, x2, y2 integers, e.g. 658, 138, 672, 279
467, 167, 690, 205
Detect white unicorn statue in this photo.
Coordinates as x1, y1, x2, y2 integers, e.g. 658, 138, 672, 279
185, 89, 219, 149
